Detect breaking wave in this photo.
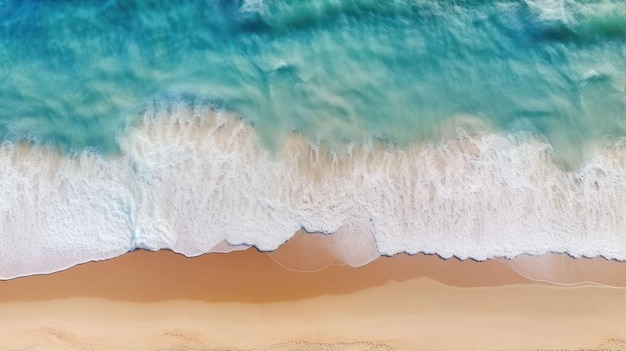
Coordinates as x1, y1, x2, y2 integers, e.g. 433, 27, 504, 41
2, 102, 626, 279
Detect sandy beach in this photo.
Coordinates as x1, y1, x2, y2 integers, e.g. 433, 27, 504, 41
1, 232, 626, 351
2, 1, 626, 350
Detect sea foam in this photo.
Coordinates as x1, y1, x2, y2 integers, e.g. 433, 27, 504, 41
2, 104, 626, 279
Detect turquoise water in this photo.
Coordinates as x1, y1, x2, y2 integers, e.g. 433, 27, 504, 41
1, 0, 624, 157
2, 0, 626, 278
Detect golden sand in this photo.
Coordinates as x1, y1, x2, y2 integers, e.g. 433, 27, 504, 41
1, 232, 626, 350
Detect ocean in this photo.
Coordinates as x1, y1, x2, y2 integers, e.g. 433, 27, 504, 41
0, 0, 625, 278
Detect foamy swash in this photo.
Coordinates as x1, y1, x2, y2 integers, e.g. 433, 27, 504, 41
2, 106, 626, 279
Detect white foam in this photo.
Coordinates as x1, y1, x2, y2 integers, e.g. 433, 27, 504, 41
0, 143, 133, 279
120, 107, 626, 261
2, 106, 626, 278
523, 0, 623, 28
239, 0, 267, 16
523, 0, 571, 23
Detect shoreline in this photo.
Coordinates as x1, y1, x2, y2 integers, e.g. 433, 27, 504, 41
1, 232, 626, 350
5, 230, 626, 300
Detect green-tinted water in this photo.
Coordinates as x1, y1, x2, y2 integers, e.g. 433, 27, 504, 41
1, 0, 623, 157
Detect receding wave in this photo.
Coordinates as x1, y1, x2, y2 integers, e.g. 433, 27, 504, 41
2, 103, 626, 279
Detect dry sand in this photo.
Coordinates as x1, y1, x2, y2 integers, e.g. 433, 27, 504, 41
1, 231, 626, 351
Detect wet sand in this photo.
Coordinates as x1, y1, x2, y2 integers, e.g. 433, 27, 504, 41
1, 232, 626, 350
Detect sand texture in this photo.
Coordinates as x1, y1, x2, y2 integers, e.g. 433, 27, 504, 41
1, 233, 626, 351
